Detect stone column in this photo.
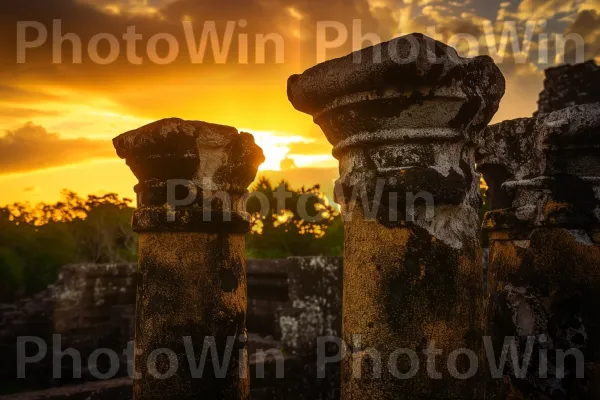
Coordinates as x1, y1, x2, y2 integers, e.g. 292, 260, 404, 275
535, 60, 599, 116
476, 103, 600, 399
287, 33, 505, 399
113, 119, 264, 400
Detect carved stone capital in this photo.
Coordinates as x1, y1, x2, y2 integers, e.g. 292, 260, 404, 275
288, 33, 505, 237
113, 118, 265, 233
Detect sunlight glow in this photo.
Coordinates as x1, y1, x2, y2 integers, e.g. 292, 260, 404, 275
287, 154, 337, 169
286, 7, 304, 20
0, 91, 152, 140
242, 129, 316, 171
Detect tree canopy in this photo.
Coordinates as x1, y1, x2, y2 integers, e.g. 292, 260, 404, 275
0, 179, 343, 301
245, 177, 343, 259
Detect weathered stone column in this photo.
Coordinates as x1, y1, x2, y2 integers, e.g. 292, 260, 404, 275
113, 119, 264, 400
287, 34, 505, 399
477, 103, 600, 399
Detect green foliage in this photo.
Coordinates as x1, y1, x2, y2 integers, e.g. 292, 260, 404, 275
0, 247, 25, 300
0, 180, 345, 300
0, 191, 137, 301
245, 177, 344, 258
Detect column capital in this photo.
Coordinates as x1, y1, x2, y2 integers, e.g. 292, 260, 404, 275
288, 33, 505, 149
477, 103, 600, 230
288, 33, 504, 226
113, 118, 264, 233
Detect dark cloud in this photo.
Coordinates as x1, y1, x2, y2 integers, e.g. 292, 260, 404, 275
0, 0, 395, 120
564, 9, 600, 61
411, 12, 484, 39
0, 0, 597, 126
0, 122, 114, 175
0, 0, 391, 82
0, 0, 182, 83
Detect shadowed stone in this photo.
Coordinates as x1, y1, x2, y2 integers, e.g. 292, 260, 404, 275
113, 119, 264, 400
279, 257, 343, 356
477, 103, 600, 399
477, 103, 600, 229
288, 33, 505, 399
535, 60, 600, 116
114, 118, 264, 234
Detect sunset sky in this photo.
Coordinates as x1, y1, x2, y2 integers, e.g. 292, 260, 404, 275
0, 0, 598, 206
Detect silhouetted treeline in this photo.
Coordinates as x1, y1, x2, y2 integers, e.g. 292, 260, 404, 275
0, 179, 343, 302
0, 190, 137, 301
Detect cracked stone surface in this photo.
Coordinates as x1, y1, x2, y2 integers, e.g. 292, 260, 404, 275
536, 60, 600, 115
288, 33, 505, 400
114, 118, 264, 233
477, 99, 600, 399
289, 32, 505, 249
477, 103, 600, 228
279, 257, 343, 356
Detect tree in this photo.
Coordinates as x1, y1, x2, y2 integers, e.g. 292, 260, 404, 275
0, 191, 136, 301
0, 247, 25, 300
245, 177, 343, 258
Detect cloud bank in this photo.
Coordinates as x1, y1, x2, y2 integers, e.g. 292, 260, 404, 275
0, 122, 114, 175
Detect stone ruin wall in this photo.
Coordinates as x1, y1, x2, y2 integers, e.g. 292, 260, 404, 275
477, 59, 600, 399
0, 264, 137, 388
535, 60, 600, 116
0, 257, 342, 395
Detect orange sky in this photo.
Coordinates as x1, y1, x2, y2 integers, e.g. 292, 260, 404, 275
0, 0, 598, 206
